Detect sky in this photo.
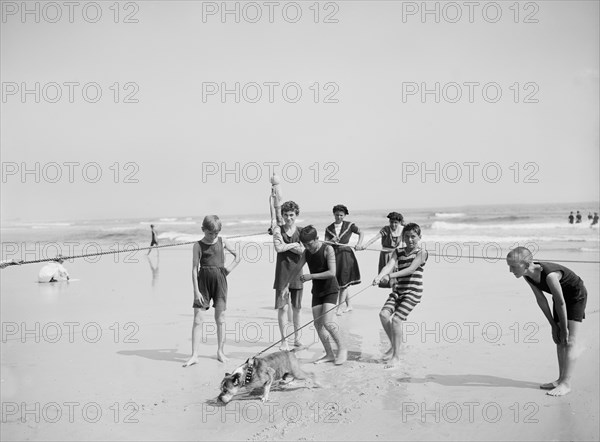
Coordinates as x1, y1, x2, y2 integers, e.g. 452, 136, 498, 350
1, 0, 598, 222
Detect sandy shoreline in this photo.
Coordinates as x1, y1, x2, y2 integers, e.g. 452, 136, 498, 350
1, 245, 598, 441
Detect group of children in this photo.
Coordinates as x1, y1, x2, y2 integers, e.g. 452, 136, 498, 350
182, 197, 589, 397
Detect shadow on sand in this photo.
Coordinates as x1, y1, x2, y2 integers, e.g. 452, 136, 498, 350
397, 373, 539, 389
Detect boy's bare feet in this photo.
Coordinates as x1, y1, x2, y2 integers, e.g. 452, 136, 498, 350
279, 341, 291, 351
344, 306, 353, 313
182, 355, 199, 367
336, 309, 343, 316
217, 351, 228, 363
335, 348, 348, 365
314, 352, 335, 364
382, 348, 393, 360
383, 357, 401, 370
547, 383, 571, 396
540, 380, 559, 390
293, 341, 304, 349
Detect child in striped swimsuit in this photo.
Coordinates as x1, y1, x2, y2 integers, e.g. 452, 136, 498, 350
373, 223, 428, 369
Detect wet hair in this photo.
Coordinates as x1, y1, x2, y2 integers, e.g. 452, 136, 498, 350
299, 225, 318, 243
402, 222, 421, 237
281, 201, 300, 215
202, 215, 222, 232
332, 204, 349, 215
387, 212, 404, 223
506, 246, 533, 264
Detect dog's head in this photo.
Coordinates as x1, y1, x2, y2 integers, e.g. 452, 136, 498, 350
218, 368, 245, 404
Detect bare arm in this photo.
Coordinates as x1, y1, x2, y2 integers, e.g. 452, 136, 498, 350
373, 254, 398, 285
388, 250, 427, 279
526, 280, 561, 344
191, 243, 203, 304
280, 253, 307, 286
272, 225, 304, 254
546, 272, 569, 343
354, 227, 365, 250
526, 281, 554, 324
358, 231, 382, 251
222, 238, 241, 275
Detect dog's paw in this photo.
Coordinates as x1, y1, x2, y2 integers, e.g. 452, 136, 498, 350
260, 396, 269, 403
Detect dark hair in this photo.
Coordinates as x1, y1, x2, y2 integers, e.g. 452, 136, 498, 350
387, 212, 404, 222
281, 201, 300, 216
402, 222, 421, 237
202, 215, 222, 232
299, 225, 318, 243
332, 204, 349, 215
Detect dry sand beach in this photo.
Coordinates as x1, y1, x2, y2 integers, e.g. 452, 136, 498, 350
1, 242, 598, 441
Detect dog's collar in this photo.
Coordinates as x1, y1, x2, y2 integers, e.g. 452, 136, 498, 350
243, 358, 255, 385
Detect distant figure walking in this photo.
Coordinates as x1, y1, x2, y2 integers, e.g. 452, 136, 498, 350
148, 224, 159, 255
592, 212, 599, 226
568, 212, 574, 224
575, 211, 582, 224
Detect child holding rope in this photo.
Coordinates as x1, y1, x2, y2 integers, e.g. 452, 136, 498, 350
373, 223, 428, 369
269, 194, 305, 351
183, 215, 240, 366
357, 211, 405, 288
298, 225, 347, 365
325, 204, 364, 315
506, 247, 588, 396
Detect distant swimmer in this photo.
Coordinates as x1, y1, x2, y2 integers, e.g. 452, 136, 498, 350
568, 212, 574, 224
148, 224, 158, 255
588, 212, 593, 222
38, 258, 70, 283
592, 212, 599, 226
575, 211, 582, 224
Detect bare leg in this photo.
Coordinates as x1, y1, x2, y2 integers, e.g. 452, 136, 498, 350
384, 314, 403, 369
183, 308, 202, 367
312, 305, 335, 364
379, 309, 394, 359
278, 305, 290, 351
215, 307, 228, 363
292, 306, 303, 347
540, 345, 561, 389
548, 320, 581, 396
343, 287, 353, 312
287, 298, 293, 322
336, 289, 344, 315
321, 303, 346, 365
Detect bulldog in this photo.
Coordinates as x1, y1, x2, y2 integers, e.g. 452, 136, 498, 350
218, 350, 318, 403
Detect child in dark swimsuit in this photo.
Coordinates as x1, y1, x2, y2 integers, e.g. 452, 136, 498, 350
183, 215, 240, 367
287, 225, 347, 365
506, 247, 588, 396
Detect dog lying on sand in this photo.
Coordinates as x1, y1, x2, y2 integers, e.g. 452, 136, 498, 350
218, 350, 319, 403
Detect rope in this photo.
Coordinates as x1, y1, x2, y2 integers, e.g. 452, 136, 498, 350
255, 282, 375, 358
6, 233, 595, 266
1, 232, 267, 266
323, 241, 600, 264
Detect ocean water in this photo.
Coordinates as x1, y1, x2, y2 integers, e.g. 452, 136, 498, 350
1, 202, 599, 263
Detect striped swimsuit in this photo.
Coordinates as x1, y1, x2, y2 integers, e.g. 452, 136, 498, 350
382, 247, 427, 320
